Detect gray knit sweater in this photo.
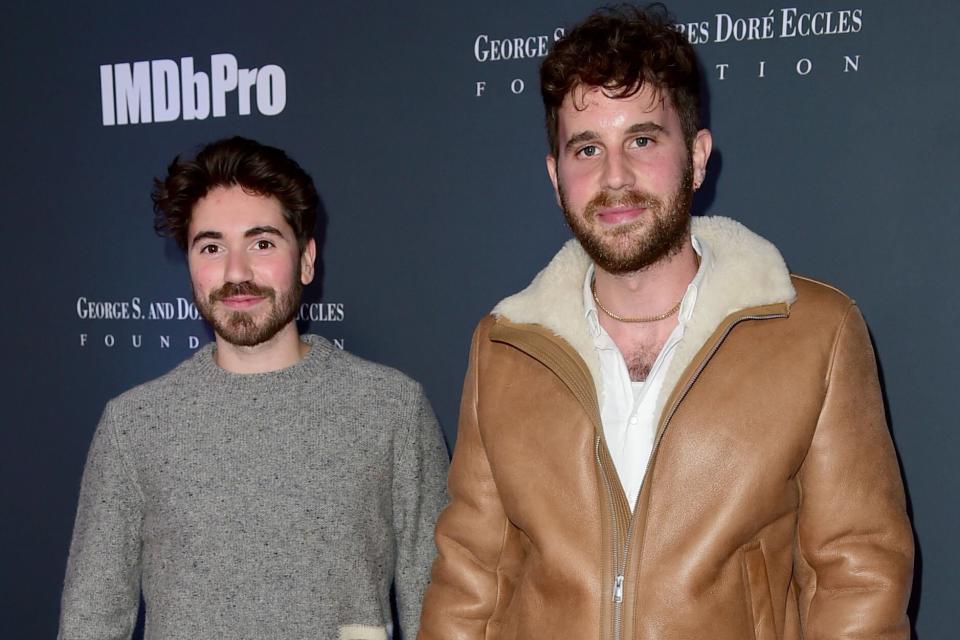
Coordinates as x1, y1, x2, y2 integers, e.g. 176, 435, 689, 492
59, 335, 449, 640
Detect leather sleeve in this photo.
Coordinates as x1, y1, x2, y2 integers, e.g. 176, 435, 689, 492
795, 304, 914, 638
419, 320, 508, 639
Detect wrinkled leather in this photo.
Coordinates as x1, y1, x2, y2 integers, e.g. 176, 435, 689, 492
419, 277, 913, 639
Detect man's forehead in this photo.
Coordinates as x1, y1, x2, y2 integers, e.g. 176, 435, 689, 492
196, 184, 280, 207
564, 83, 669, 115
188, 186, 291, 235
556, 83, 679, 143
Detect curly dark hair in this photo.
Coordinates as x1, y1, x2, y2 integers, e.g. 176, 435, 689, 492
540, 3, 701, 157
152, 136, 318, 252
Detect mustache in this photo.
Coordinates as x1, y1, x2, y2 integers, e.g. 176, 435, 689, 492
209, 281, 276, 303
584, 189, 662, 219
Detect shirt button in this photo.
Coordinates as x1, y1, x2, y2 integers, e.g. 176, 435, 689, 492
629, 416, 638, 426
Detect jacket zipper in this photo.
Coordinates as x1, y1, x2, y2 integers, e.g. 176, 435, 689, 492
605, 312, 787, 640
612, 512, 632, 640
596, 437, 621, 636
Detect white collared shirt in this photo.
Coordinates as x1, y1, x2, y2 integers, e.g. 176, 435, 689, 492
583, 236, 711, 509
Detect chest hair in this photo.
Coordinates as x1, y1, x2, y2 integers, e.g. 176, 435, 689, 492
621, 337, 668, 382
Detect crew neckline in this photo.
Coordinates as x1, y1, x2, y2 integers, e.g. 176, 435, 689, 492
187, 334, 335, 387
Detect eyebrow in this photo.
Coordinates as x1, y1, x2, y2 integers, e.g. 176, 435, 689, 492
626, 121, 667, 136
564, 130, 600, 153
189, 225, 285, 249
563, 121, 668, 153
190, 230, 222, 248
243, 225, 284, 239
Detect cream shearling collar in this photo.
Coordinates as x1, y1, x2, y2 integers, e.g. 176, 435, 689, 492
492, 216, 797, 415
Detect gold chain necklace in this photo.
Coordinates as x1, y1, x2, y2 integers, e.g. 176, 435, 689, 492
591, 279, 683, 323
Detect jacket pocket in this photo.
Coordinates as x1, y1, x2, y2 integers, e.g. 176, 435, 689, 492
741, 541, 778, 640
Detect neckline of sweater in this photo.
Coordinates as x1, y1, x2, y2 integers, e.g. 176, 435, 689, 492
187, 333, 335, 387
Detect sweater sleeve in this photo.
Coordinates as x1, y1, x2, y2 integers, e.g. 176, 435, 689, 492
795, 304, 914, 638
59, 401, 144, 640
392, 384, 449, 639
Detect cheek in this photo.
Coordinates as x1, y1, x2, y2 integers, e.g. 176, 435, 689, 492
664, 148, 692, 179
645, 165, 673, 188
635, 153, 686, 190
559, 160, 591, 183
188, 262, 217, 292
259, 258, 298, 287
558, 165, 593, 201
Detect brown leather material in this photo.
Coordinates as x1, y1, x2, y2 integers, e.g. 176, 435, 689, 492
743, 541, 777, 640
419, 277, 913, 639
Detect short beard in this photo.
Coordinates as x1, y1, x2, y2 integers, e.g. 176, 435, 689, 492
195, 276, 302, 348
560, 160, 694, 274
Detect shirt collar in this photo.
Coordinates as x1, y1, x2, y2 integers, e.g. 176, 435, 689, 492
583, 233, 712, 339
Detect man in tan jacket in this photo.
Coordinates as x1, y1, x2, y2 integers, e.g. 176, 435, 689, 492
419, 5, 913, 640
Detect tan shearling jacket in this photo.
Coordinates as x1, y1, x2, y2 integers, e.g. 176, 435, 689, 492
419, 217, 913, 640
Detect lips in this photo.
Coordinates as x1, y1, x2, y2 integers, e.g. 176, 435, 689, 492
596, 206, 646, 225
220, 295, 267, 310
210, 282, 275, 310
585, 189, 661, 226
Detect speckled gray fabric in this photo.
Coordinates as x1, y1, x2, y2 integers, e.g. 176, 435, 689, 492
59, 335, 448, 640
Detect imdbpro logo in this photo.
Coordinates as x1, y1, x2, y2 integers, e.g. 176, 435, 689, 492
99, 53, 286, 126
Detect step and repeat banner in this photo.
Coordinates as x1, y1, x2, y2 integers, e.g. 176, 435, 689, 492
3, 1, 957, 636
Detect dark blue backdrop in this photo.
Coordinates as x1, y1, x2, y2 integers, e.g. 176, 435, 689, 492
2, 1, 957, 637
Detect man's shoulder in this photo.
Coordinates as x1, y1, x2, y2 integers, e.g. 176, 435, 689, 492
104, 349, 208, 414
325, 342, 424, 402
471, 314, 499, 337
786, 274, 869, 342
789, 274, 857, 315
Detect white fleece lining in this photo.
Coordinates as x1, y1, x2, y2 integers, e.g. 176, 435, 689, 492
492, 216, 797, 424
338, 624, 388, 640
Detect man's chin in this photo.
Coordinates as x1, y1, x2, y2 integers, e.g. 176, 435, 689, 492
214, 311, 301, 348
217, 335, 267, 348
208, 314, 265, 347
580, 236, 670, 274
579, 234, 642, 262
214, 327, 275, 348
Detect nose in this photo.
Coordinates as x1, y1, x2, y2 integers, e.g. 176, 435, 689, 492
223, 248, 254, 284
601, 148, 635, 191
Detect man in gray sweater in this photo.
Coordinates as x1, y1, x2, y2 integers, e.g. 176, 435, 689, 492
59, 137, 449, 640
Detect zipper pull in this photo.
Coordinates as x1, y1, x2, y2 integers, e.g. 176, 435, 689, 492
614, 574, 624, 603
